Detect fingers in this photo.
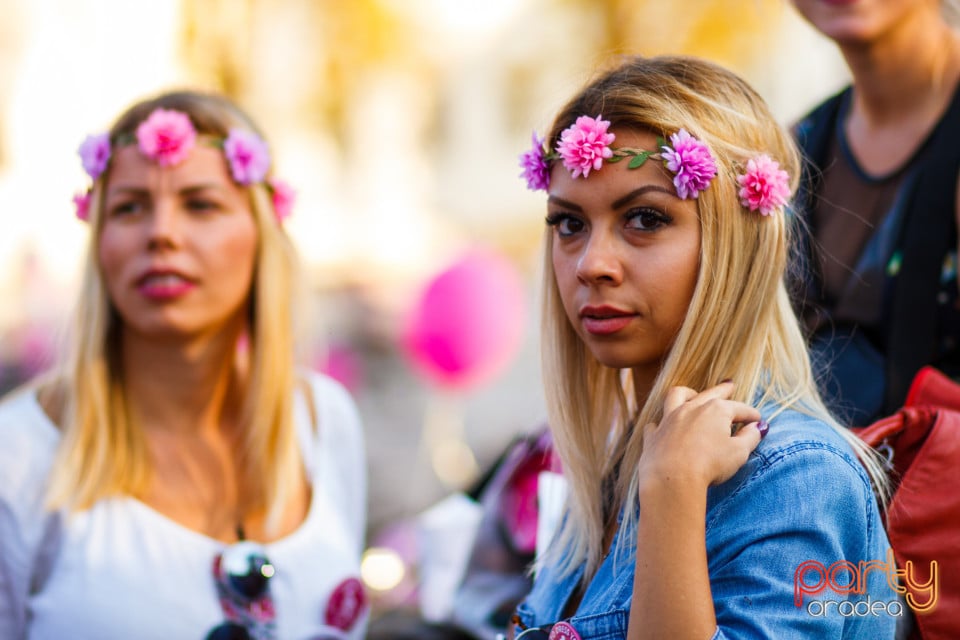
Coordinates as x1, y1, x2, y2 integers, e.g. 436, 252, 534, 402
663, 380, 735, 415
723, 401, 762, 427
662, 386, 698, 414
732, 420, 764, 454
723, 421, 766, 475
708, 420, 766, 486
690, 379, 736, 404
664, 381, 759, 420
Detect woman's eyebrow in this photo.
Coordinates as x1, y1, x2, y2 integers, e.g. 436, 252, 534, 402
611, 185, 673, 209
179, 183, 224, 195
547, 195, 583, 212
106, 183, 226, 197
105, 185, 149, 198
547, 184, 674, 211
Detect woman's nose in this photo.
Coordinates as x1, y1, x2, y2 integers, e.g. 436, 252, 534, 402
576, 231, 623, 285
146, 199, 183, 250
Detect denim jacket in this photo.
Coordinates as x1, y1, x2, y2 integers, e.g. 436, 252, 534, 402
514, 407, 898, 639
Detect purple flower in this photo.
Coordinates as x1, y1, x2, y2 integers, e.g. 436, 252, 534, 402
136, 108, 197, 167
660, 129, 717, 199
737, 154, 790, 216
519, 132, 550, 191
556, 115, 615, 179
269, 178, 296, 222
78, 133, 111, 180
223, 129, 271, 185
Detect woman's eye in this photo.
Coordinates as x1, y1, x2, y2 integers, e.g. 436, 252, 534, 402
546, 213, 585, 237
186, 199, 218, 212
626, 208, 670, 231
108, 201, 142, 217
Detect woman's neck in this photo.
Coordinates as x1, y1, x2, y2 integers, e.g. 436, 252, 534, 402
631, 366, 655, 409
840, 15, 960, 125
837, 14, 960, 176
120, 323, 246, 436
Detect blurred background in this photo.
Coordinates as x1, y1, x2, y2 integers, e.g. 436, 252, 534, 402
0, 0, 849, 621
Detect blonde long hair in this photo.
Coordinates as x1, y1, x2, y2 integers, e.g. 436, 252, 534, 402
45, 91, 303, 528
539, 56, 889, 578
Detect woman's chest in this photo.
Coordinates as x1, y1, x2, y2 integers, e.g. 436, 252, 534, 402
28, 495, 367, 639
515, 551, 635, 640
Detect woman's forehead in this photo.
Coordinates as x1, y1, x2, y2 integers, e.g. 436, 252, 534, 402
105, 145, 234, 190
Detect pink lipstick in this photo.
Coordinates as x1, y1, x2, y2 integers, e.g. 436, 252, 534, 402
137, 271, 196, 300
580, 305, 637, 335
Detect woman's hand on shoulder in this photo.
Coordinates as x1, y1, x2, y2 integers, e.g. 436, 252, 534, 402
637, 381, 763, 496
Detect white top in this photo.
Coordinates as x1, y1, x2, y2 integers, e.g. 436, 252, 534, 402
0, 372, 368, 640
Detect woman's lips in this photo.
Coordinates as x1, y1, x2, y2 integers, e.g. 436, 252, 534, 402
580, 306, 637, 335
137, 272, 196, 300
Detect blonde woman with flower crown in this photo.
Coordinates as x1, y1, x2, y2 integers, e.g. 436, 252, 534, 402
0, 91, 368, 640
506, 56, 897, 640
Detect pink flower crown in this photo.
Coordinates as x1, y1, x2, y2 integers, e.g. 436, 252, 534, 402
519, 114, 790, 215
73, 107, 295, 223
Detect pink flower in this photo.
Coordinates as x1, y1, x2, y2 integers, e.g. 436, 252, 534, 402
268, 178, 296, 222
224, 128, 271, 185
519, 132, 550, 191
737, 154, 790, 216
556, 114, 615, 179
73, 191, 92, 222
660, 129, 717, 199
135, 108, 197, 167
78, 133, 111, 180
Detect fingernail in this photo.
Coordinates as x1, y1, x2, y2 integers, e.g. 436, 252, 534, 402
720, 378, 734, 384
757, 420, 769, 439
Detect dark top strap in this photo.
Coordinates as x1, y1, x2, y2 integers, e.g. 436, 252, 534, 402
791, 88, 850, 315
794, 89, 849, 215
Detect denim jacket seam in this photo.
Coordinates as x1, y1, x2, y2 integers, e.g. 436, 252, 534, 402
607, 558, 637, 607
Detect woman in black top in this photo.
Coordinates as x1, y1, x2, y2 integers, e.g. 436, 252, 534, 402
790, 0, 960, 425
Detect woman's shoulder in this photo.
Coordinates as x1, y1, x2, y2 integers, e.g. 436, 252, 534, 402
0, 385, 61, 474
296, 371, 367, 542
792, 86, 851, 140
705, 405, 894, 639
300, 368, 356, 404
707, 405, 876, 521
756, 405, 860, 466
298, 370, 362, 426
0, 386, 61, 522
295, 370, 364, 452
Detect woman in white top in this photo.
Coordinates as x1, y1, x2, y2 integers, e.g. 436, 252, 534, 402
0, 91, 368, 640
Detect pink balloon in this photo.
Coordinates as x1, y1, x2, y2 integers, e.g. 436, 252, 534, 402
401, 250, 526, 391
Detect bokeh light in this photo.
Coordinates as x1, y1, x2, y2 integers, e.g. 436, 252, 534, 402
361, 547, 407, 592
